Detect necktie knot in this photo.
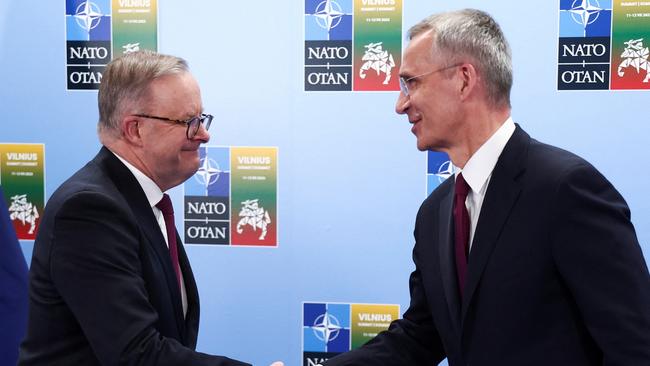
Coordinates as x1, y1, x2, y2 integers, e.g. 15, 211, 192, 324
455, 173, 470, 199
156, 194, 174, 216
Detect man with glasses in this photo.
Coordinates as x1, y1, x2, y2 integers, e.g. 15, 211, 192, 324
323, 9, 650, 366
19, 51, 281, 365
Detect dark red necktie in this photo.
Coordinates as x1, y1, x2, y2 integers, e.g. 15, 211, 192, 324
453, 173, 470, 299
156, 194, 182, 291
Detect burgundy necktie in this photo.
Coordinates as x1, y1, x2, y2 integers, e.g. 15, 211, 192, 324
156, 194, 182, 291
453, 173, 471, 299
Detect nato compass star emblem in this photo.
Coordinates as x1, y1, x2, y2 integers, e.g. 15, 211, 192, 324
74, 0, 104, 32
436, 160, 454, 183
194, 157, 221, 190
568, 0, 603, 28
313, 0, 345, 31
311, 312, 342, 342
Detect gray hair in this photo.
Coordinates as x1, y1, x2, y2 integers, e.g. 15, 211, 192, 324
408, 9, 512, 108
98, 50, 189, 137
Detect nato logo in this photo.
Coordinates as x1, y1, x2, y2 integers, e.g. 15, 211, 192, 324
188, 147, 230, 197
66, 0, 112, 90
66, 0, 111, 41
427, 151, 453, 196
559, 0, 611, 38
558, 0, 612, 90
184, 147, 231, 245
305, 0, 352, 41
303, 302, 350, 365
305, 0, 353, 91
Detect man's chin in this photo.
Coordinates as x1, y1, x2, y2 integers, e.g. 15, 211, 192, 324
177, 158, 201, 183
415, 140, 428, 151
415, 138, 440, 152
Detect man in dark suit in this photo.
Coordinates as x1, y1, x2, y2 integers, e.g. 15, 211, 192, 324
323, 9, 650, 366
19, 51, 282, 366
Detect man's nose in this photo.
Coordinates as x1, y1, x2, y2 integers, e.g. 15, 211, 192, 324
395, 90, 410, 115
193, 123, 210, 143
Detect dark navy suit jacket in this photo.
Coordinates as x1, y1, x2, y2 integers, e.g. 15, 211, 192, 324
19, 147, 250, 366
325, 126, 650, 366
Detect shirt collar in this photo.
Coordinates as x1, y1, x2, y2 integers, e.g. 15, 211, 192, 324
456, 117, 516, 194
108, 148, 164, 208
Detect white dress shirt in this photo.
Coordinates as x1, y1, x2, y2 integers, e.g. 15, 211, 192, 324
455, 117, 516, 251
110, 150, 188, 316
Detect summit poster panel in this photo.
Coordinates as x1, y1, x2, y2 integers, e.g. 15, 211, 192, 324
65, 0, 112, 90
65, 0, 158, 90
0, 144, 45, 240
352, 0, 402, 91
111, 0, 158, 58
302, 302, 399, 366
230, 147, 278, 247
304, 0, 402, 91
184, 147, 231, 245
610, 1, 650, 89
558, 0, 650, 90
183, 146, 278, 247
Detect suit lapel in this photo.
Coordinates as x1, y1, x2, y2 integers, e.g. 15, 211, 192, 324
460, 127, 529, 325
437, 184, 462, 332
95, 147, 186, 339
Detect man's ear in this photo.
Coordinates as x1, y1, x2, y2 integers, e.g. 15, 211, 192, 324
458, 63, 478, 101
120, 115, 144, 146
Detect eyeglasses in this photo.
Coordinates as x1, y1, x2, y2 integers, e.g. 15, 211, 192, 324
399, 63, 461, 96
134, 113, 213, 139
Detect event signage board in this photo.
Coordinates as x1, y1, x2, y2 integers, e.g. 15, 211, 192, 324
184, 146, 278, 247
111, 0, 158, 59
558, 0, 650, 90
352, 0, 402, 91
65, 0, 158, 90
302, 302, 400, 365
0, 144, 45, 240
610, 1, 650, 89
304, 0, 402, 91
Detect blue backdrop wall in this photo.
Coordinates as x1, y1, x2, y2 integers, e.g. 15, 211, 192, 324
1, 1, 648, 365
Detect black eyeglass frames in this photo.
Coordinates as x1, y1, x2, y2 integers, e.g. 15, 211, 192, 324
134, 113, 213, 139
